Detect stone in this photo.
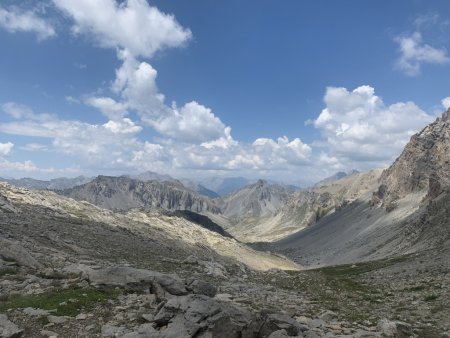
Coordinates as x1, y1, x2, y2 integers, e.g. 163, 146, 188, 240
258, 313, 306, 337
47, 316, 69, 324
75, 313, 88, 320
119, 324, 157, 338
40, 330, 59, 337
377, 319, 413, 337
101, 324, 127, 337
22, 307, 50, 316
267, 329, 289, 338
141, 314, 154, 322
0, 238, 42, 269
0, 314, 23, 338
188, 280, 217, 297
88, 266, 188, 296
319, 310, 338, 322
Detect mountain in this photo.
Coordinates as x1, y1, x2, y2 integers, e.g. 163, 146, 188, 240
214, 180, 296, 241
274, 109, 450, 267
313, 169, 359, 187
179, 179, 220, 199
131, 170, 173, 182
230, 169, 382, 243
0, 176, 92, 190
131, 171, 219, 198
373, 108, 450, 205
62, 175, 221, 214
199, 176, 253, 196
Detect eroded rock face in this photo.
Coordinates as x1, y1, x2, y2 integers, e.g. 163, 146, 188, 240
0, 238, 42, 269
378, 108, 450, 204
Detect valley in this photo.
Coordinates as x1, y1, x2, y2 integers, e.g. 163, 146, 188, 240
1, 109, 450, 337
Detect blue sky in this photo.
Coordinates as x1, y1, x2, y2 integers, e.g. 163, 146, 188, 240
0, 0, 449, 184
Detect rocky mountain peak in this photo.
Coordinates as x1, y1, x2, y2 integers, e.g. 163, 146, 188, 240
375, 109, 450, 205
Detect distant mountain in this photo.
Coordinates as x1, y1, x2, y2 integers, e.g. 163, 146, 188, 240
313, 170, 359, 187
62, 175, 221, 214
222, 170, 382, 242
0, 176, 92, 190
200, 177, 253, 196
131, 171, 173, 182
180, 179, 220, 199
219, 179, 294, 219
131, 171, 219, 199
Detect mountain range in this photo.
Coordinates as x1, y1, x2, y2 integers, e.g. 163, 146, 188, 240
1, 109, 450, 336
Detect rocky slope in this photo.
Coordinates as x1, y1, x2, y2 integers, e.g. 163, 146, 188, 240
219, 170, 383, 243
62, 175, 221, 214
1, 182, 448, 337
0, 176, 92, 190
374, 108, 450, 205
273, 109, 450, 268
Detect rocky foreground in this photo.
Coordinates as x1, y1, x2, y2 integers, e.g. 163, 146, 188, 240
0, 181, 449, 337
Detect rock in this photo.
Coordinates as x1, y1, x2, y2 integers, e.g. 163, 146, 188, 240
47, 315, 69, 324
101, 324, 127, 337
267, 329, 290, 338
88, 266, 188, 296
214, 293, 233, 302
141, 314, 154, 322
188, 280, 217, 297
259, 313, 306, 337
119, 324, 157, 338
40, 330, 58, 337
75, 313, 88, 320
0, 238, 42, 269
318, 310, 338, 322
0, 314, 23, 338
377, 319, 413, 337
22, 307, 50, 316
183, 255, 198, 264
154, 294, 257, 338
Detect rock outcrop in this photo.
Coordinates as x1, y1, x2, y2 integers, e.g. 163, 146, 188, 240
376, 108, 450, 205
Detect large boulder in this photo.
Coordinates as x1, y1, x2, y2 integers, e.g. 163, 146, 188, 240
377, 319, 413, 337
0, 314, 23, 338
0, 239, 42, 269
87, 266, 188, 296
154, 294, 257, 338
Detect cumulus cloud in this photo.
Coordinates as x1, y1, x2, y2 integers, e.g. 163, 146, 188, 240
0, 6, 55, 41
395, 32, 450, 76
150, 101, 229, 143
53, 0, 191, 58
313, 85, 434, 168
0, 142, 14, 156
442, 97, 450, 110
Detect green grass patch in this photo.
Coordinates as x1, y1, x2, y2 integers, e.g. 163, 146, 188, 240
0, 287, 122, 317
424, 294, 439, 302
0, 268, 18, 277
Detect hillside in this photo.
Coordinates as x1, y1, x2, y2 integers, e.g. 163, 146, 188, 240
274, 109, 450, 267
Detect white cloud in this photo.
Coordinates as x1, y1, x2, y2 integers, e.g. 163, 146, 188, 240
442, 97, 450, 110
313, 85, 434, 167
395, 32, 450, 76
0, 6, 55, 41
85, 96, 128, 120
53, 0, 191, 58
150, 101, 229, 143
252, 136, 311, 166
0, 142, 13, 156
103, 118, 142, 134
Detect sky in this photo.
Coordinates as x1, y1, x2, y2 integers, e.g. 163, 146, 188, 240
0, 0, 449, 184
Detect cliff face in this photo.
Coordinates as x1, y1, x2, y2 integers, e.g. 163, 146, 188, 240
63, 176, 221, 213
375, 108, 450, 204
